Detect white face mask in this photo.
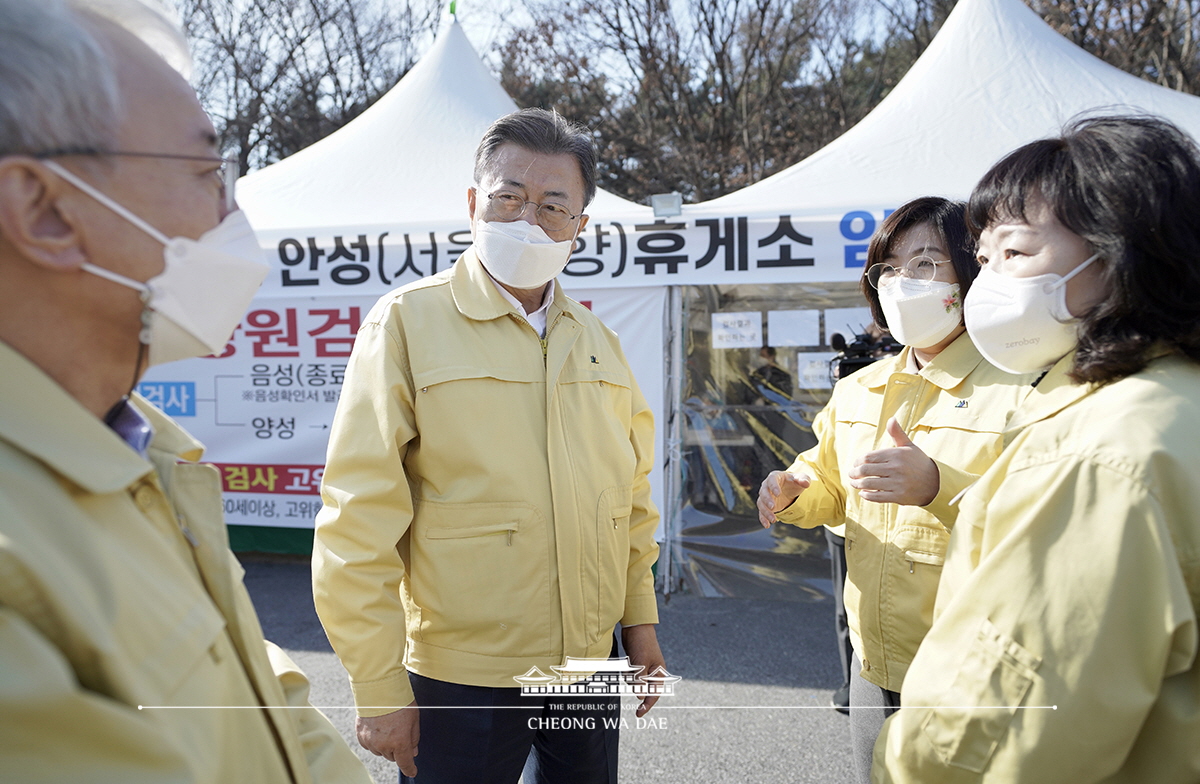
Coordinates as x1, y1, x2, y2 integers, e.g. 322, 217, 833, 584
474, 219, 576, 290
877, 278, 962, 349
44, 161, 269, 367
964, 253, 1100, 374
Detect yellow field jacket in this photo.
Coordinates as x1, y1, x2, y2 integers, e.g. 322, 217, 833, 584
0, 341, 370, 784
876, 352, 1200, 782
313, 249, 659, 715
776, 334, 1033, 691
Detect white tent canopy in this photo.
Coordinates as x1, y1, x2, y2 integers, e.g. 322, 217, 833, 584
238, 20, 645, 232
146, 0, 1200, 549
697, 0, 1200, 217
188, 19, 664, 540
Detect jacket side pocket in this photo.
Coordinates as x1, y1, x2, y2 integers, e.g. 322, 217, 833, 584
921, 618, 1041, 773
594, 485, 633, 642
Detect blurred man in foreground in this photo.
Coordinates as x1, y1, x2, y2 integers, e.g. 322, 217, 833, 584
0, 1, 372, 780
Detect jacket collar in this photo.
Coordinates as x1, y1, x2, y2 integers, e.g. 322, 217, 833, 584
997, 345, 1178, 439
1004, 352, 1094, 437
857, 331, 983, 391
0, 340, 204, 495
132, 394, 206, 464
449, 246, 577, 329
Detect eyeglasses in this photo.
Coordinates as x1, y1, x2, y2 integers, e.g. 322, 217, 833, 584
483, 189, 582, 233
867, 255, 954, 289
35, 149, 238, 211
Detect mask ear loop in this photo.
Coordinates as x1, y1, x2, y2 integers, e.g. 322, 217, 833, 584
102, 292, 152, 426
568, 216, 584, 253
42, 161, 160, 421
1047, 252, 1102, 292
41, 160, 172, 246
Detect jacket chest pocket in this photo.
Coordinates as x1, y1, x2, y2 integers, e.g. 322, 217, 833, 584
909, 407, 1008, 469
72, 495, 232, 706
921, 619, 1041, 772
557, 364, 632, 418
410, 365, 546, 479
832, 416, 881, 485
115, 586, 228, 706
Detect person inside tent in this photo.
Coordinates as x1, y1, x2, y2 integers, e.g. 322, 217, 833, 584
875, 114, 1200, 783
757, 196, 1034, 784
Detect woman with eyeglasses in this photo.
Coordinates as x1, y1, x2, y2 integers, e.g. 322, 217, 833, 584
874, 116, 1200, 783
757, 196, 1034, 783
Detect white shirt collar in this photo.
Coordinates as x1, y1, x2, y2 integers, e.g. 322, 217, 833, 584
486, 276, 556, 337
905, 347, 922, 374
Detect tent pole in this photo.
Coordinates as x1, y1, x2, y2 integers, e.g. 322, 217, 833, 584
661, 285, 685, 601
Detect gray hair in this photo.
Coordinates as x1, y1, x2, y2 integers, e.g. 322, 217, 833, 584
474, 108, 599, 209
0, 0, 190, 157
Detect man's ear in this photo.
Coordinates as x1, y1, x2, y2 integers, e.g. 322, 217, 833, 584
0, 158, 88, 271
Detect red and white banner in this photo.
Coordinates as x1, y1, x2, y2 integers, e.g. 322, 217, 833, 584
139, 287, 666, 529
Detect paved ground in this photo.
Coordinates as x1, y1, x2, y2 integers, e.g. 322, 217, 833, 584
243, 555, 856, 784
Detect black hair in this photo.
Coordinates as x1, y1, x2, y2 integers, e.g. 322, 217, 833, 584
473, 108, 597, 209
968, 114, 1200, 384
861, 196, 975, 332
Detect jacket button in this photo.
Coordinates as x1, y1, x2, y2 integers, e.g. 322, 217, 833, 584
133, 485, 156, 511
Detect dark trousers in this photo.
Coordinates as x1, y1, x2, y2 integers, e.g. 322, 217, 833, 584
399, 668, 619, 784
826, 527, 853, 686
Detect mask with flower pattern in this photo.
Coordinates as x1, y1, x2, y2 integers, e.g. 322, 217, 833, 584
877, 278, 963, 349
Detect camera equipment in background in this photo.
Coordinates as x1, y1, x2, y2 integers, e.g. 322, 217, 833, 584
829, 330, 903, 383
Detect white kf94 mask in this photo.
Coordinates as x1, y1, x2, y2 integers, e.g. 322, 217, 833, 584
963, 253, 1100, 374
45, 160, 269, 367
474, 219, 577, 289
877, 278, 962, 349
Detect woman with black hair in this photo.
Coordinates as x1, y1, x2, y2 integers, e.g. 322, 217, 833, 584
875, 115, 1200, 783
758, 197, 1034, 783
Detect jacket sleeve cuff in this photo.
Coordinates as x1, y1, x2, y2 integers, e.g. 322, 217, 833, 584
774, 487, 828, 527
922, 459, 978, 528
774, 495, 806, 525
621, 592, 659, 626
350, 671, 415, 718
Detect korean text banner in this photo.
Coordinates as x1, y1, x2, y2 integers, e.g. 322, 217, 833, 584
251, 208, 893, 296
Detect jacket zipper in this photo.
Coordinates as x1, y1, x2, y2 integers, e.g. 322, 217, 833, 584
541, 311, 565, 367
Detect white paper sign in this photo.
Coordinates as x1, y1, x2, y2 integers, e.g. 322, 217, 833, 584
711, 312, 763, 349
767, 310, 820, 347
797, 352, 838, 390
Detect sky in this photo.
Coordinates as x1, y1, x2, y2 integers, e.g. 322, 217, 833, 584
440, 0, 532, 67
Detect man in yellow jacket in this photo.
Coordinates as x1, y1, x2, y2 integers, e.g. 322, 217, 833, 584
0, 1, 371, 782
313, 108, 663, 784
